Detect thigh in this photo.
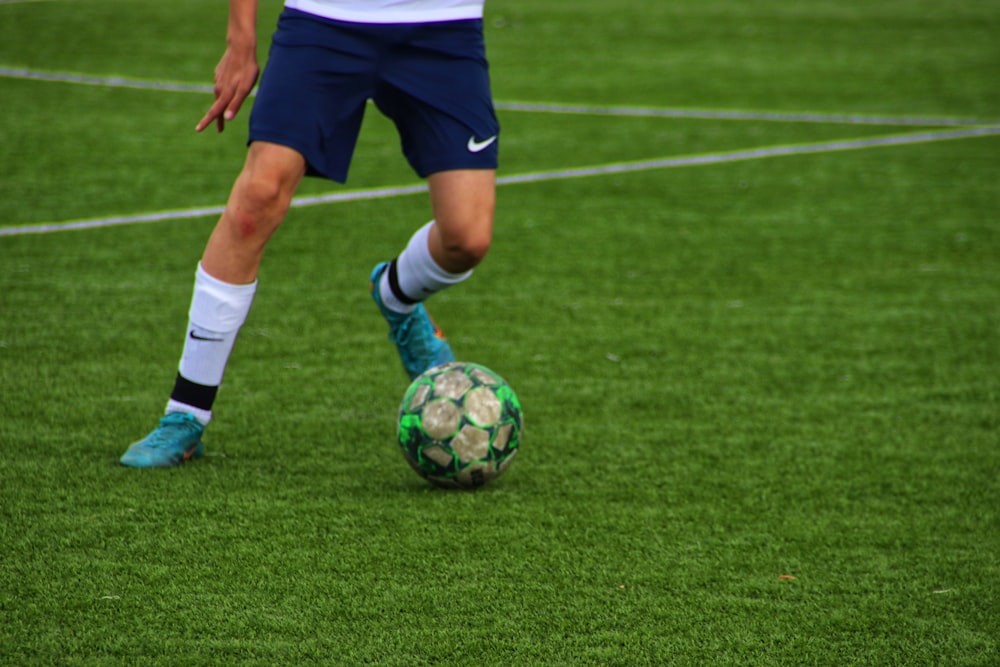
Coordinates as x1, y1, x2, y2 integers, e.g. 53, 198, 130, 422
249, 9, 379, 183
374, 20, 500, 178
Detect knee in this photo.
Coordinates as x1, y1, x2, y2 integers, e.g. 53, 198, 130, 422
455, 229, 492, 266
224, 143, 305, 240
439, 226, 492, 271
242, 165, 295, 216
427, 170, 496, 271
227, 170, 294, 240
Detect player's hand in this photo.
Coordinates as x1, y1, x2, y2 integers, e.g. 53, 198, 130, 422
196, 45, 259, 133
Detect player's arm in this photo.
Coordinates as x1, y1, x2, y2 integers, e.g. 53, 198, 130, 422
196, 0, 260, 133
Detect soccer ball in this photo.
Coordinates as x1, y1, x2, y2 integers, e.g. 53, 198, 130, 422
397, 362, 523, 489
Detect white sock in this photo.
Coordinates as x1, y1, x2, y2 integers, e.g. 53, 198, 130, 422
378, 221, 472, 313
168, 263, 257, 423
166, 399, 214, 426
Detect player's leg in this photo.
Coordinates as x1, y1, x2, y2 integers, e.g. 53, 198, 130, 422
370, 19, 499, 379
120, 142, 305, 468
379, 170, 494, 307
173, 141, 305, 417
370, 169, 495, 380
121, 8, 373, 467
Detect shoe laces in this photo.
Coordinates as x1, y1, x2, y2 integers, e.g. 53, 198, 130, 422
143, 413, 201, 449
390, 310, 417, 343
391, 309, 437, 354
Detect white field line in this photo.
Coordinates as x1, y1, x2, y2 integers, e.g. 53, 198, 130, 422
495, 102, 992, 127
3, 126, 998, 238
1, 66, 995, 127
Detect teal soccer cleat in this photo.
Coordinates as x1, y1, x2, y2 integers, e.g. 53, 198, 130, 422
120, 412, 205, 468
370, 262, 455, 380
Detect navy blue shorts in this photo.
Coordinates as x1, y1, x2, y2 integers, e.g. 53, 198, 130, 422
249, 8, 500, 183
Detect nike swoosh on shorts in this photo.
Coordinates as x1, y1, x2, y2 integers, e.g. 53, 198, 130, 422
467, 135, 498, 153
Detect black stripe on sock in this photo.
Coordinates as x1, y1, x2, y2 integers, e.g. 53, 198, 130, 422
170, 373, 219, 411
387, 258, 418, 305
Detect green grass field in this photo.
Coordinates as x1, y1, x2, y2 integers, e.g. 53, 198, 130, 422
1, 0, 998, 664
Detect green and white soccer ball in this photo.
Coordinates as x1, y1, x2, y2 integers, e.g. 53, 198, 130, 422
397, 362, 523, 489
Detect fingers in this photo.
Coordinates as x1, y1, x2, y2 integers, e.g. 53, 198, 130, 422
196, 93, 245, 133
196, 98, 227, 133
196, 54, 259, 133
222, 88, 251, 127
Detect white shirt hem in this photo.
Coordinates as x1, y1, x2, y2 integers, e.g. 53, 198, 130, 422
285, 0, 484, 24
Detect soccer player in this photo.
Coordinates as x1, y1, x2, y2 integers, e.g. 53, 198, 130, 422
120, 0, 500, 467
